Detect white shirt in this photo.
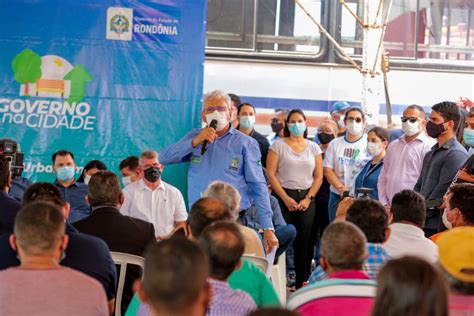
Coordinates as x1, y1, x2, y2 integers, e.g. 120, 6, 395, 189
323, 135, 370, 194
270, 139, 322, 190
383, 222, 438, 263
120, 179, 187, 237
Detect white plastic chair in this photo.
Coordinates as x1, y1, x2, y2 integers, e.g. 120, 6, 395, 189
110, 252, 145, 316
242, 254, 269, 274
271, 251, 287, 303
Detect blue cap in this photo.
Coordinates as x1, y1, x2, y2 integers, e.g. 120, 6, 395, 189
331, 101, 351, 113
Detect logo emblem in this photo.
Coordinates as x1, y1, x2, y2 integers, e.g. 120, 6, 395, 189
106, 7, 133, 41
230, 158, 239, 171
110, 14, 130, 34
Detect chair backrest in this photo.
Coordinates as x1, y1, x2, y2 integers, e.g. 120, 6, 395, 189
287, 279, 377, 315
242, 254, 269, 274
110, 251, 145, 316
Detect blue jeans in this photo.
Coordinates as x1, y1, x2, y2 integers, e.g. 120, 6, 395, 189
328, 191, 341, 223
275, 224, 297, 260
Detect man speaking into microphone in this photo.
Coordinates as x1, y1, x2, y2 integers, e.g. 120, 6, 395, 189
159, 90, 278, 251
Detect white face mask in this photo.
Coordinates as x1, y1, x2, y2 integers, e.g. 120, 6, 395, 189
206, 111, 229, 131
402, 121, 421, 137
122, 176, 132, 187
337, 117, 345, 129
84, 174, 91, 185
346, 121, 363, 136
442, 209, 453, 229
367, 142, 383, 156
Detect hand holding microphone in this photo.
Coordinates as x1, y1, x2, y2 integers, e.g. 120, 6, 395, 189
191, 119, 218, 154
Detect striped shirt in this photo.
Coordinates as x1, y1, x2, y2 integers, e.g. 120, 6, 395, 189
208, 278, 256, 316
308, 243, 390, 283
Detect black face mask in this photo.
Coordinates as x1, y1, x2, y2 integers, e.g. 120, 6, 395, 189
144, 167, 161, 183
426, 121, 446, 139
271, 121, 284, 134
317, 133, 335, 145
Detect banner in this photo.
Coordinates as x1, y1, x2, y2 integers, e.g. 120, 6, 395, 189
0, 0, 207, 199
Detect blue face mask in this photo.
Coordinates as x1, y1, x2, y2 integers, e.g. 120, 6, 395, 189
56, 166, 75, 181
289, 122, 306, 136
464, 128, 474, 147
239, 115, 255, 130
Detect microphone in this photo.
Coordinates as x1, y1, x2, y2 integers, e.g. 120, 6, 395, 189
201, 119, 218, 155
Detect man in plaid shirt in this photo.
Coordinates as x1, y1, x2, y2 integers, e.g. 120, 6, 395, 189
309, 199, 390, 283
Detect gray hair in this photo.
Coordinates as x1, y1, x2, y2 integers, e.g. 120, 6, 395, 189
202, 181, 241, 221
203, 90, 232, 110
320, 221, 367, 271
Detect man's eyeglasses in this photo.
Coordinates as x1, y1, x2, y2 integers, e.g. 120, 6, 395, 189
204, 106, 227, 113
401, 117, 419, 123
346, 117, 363, 123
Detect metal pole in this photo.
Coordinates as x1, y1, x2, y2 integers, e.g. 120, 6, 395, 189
362, 0, 383, 126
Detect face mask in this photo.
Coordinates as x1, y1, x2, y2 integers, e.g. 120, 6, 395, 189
288, 122, 306, 136
442, 209, 453, 229
318, 133, 335, 145
56, 166, 75, 182
426, 121, 446, 139
239, 115, 255, 130
346, 121, 363, 136
463, 128, 474, 147
367, 142, 383, 156
206, 111, 228, 131
402, 121, 421, 137
122, 176, 132, 187
144, 167, 161, 183
271, 121, 284, 134
337, 117, 345, 129
84, 174, 91, 185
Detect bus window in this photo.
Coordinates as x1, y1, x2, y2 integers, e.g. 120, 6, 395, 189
338, 0, 474, 68
206, 0, 325, 57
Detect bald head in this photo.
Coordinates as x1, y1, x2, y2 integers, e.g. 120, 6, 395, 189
198, 221, 245, 280
188, 197, 232, 238
320, 222, 367, 272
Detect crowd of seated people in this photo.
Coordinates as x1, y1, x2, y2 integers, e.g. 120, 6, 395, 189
0, 91, 473, 315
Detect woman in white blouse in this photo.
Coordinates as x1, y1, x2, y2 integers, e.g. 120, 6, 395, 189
266, 109, 323, 289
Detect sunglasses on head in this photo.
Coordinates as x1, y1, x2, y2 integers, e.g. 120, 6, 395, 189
401, 117, 419, 123
346, 117, 363, 123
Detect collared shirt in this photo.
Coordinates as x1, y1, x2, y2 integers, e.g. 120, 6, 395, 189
378, 133, 433, 206
353, 159, 384, 200
308, 243, 390, 283
120, 179, 187, 237
54, 180, 90, 223
159, 126, 274, 229
383, 222, 438, 263
414, 137, 468, 229
208, 278, 256, 316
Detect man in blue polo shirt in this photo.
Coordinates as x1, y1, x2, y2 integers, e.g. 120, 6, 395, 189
52, 150, 90, 223
159, 90, 278, 252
